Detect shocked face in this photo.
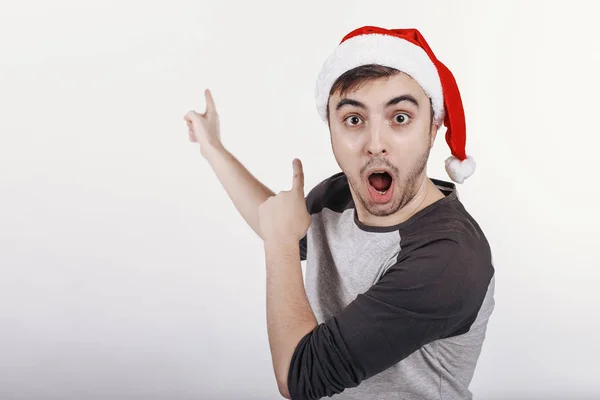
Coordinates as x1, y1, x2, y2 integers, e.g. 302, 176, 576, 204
328, 72, 438, 218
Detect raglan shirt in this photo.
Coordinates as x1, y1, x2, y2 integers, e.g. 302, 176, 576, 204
289, 172, 495, 400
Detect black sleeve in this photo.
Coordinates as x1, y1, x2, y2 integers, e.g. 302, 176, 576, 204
287, 238, 493, 400
299, 173, 353, 262
299, 234, 307, 261
299, 191, 311, 261
299, 183, 320, 262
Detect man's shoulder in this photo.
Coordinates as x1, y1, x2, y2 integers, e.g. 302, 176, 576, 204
399, 182, 491, 262
304, 171, 353, 215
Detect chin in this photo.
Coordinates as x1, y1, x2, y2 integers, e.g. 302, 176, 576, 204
358, 182, 399, 217
363, 202, 400, 217
364, 178, 419, 217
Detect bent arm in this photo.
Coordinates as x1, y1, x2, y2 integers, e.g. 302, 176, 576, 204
203, 144, 274, 240
287, 239, 494, 399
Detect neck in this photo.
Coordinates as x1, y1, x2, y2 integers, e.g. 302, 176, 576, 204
355, 175, 444, 228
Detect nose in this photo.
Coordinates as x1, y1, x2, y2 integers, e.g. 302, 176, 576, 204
365, 121, 387, 156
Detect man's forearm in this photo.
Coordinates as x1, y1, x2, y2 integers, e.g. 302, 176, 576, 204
264, 239, 318, 398
203, 144, 274, 240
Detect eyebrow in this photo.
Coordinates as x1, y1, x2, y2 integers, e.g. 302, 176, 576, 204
386, 95, 420, 108
335, 94, 420, 111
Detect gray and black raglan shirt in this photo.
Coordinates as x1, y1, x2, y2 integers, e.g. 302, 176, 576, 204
289, 172, 495, 400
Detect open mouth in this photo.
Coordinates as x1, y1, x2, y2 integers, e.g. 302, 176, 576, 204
368, 171, 393, 194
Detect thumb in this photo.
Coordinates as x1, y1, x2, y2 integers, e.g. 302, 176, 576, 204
292, 158, 304, 194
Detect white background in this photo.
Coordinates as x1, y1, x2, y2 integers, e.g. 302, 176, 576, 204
1, 0, 599, 399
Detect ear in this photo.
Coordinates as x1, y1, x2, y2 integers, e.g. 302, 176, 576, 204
429, 120, 440, 148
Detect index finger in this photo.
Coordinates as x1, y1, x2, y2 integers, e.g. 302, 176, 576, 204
204, 89, 217, 115
292, 158, 304, 193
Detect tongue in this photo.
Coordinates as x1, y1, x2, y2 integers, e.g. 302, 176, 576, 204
369, 173, 392, 191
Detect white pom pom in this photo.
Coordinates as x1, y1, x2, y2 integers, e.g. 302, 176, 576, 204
445, 155, 476, 184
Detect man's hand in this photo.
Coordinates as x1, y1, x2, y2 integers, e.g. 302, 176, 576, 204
258, 159, 311, 245
184, 89, 223, 158
262, 159, 316, 397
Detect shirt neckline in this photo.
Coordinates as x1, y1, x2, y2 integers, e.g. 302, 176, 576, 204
351, 182, 458, 233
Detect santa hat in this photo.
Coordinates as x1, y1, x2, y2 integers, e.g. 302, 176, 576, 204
315, 26, 475, 184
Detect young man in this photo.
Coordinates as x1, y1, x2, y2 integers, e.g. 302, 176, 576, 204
185, 26, 495, 400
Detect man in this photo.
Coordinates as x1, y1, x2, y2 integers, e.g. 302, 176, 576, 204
184, 26, 495, 400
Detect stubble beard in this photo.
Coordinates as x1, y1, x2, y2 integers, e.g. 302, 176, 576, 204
346, 146, 431, 217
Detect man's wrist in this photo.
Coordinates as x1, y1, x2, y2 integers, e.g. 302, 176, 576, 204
264, 237, 300, 257
200, 140, 227, 161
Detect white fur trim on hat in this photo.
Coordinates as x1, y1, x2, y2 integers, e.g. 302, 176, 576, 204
315, 33, 445, 124
445, 155, 476, 184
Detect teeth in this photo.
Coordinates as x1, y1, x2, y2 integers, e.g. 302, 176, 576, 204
377, 190, 387, 195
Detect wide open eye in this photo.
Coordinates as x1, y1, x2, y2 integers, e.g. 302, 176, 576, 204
393, 113, 411, 125
344, 115, 363, 127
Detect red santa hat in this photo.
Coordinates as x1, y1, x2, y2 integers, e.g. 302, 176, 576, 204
315, 26, 475, 184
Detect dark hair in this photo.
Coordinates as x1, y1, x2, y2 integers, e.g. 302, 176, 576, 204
326, 64, 434, 124
329, 64, 400, 99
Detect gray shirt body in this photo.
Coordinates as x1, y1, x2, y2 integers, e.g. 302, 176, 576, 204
289, 173, 495, 400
